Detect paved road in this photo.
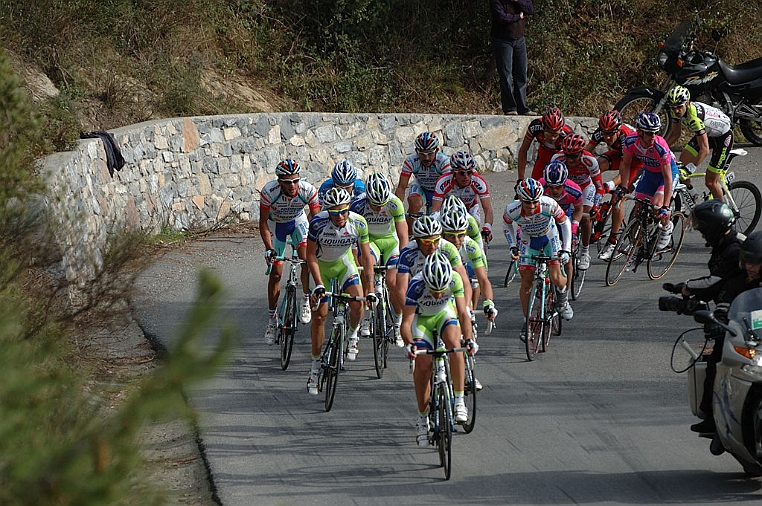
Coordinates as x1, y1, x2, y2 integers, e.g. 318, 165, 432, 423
133, 147, 762, 505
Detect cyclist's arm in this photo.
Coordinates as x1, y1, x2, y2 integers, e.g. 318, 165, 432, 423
517, 133, 533, 180
585, 139, 598, 153
395, 173, 410, 201
480, 194, 494, 229
306, 239, 322, 288
259, 204, 274, 250
693, 131, 711, 165
660, 162, 673, 201
473, 264, 494, 306
664, 116, 682, 146
618, 152, 633, 192
400, 304, 416, 348
454, 288, 473, 342
394, 219, 409, 248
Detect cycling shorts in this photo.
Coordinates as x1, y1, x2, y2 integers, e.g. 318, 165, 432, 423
683, 130, 734, 174
407, 182, 435, 210
315, 255, 360, 304
634, 159, 679, 200
368, 234, 400, 267
518, 234, 563, 270
268, 215, 309, 265
411, 308, 460, 350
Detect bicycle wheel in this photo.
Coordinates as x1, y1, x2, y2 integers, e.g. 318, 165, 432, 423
541, 289, 554, 352
371, 302, 384, 379
550, 289, 562, 337
648, 212, 687, 279
591, 203, 613, 253
280, 285, 297, 370
382, 287, 394, 366
503, 259, 518, 287
605, 220, 642, 286
323, 327, 342, 412
461, 353, 477, 434
570, 252, 586, 301
727, 180, 761, 236
525, 281, 543, 361
437, 384, 452, 480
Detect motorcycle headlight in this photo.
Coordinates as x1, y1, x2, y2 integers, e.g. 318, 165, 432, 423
657, 51, 668, 67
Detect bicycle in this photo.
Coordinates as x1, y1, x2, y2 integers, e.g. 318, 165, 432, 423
369, 259, 397, 379
569, 236, 585, 301
413, 334, 468, 481
671, 148, 761, 235
265, 241, 305, 371
503, 228, 521, 288
522, 254, 563, 361
315, 281, 368, 412
605, 196, 687, 286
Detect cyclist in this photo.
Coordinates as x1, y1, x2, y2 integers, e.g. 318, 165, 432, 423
503, 178, 573, 342
349, 171, 409, 345
441, 209, 498, 322
550, 133, 603, 270
305, 188, 375, 395
259, 159, 321, 345
618, 112, 678, 253
430, 150, 495, 240
517, 107, 573, 181
538, 160, 583, 294
317, 159, 366, 204
394, 132, 451, 226
395, 215, 471, 316
401, 251, 477, 446
664, 85, 734, 200
586, 110, 646, 261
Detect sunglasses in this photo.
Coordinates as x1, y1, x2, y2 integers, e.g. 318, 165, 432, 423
639, 130, 656, 136
444, 231, 467, 238
328, 207, 350, 216
544, 130, 561, 137
602, 130, 618, 136
417, 150, 436, 156
430, 286, 449, 295
279, 178, 301, 185
456, 170, 473, 176
565, 153, 581, 159
418, 236, 441, 245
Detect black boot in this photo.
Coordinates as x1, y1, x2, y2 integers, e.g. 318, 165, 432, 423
691, 418, 716, 434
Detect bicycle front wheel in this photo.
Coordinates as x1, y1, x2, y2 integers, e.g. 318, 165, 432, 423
727, 180, 761, 236
437, 384, 453, 480
280, 285, 297, 371
461, 353, 477, 434
525, 281, 544, 361
605, 220, 641, 286
570, 254, 586, 301
503, 259, 518, 287
648, 212, 687, 279
323, 327, 342, 412
372, 303, 385, 379
542, 289, 555, 352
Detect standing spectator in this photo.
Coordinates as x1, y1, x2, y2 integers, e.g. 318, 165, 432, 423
490, 0, 535, 116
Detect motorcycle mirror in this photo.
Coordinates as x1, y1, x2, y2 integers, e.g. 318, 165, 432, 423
693, 309, 713, 324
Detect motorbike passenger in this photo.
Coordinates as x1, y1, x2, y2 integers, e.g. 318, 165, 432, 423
664, 85, 734, 200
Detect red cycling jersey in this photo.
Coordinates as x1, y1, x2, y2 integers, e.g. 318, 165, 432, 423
523, 118, 574, 180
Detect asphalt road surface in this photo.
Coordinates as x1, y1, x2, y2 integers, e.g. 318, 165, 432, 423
133, 146, 762, 505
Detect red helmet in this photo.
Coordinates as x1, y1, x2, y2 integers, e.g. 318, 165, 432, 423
562, 133, 586, 155
542, 107, 565, 132
599, 110, 622, 132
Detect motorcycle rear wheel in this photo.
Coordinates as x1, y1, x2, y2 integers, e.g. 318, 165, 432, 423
740, 119, 762, 147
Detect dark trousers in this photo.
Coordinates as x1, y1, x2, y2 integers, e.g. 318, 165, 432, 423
492, 35, 529, 114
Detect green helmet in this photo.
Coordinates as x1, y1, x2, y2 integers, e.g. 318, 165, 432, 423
667, 85, 690, 106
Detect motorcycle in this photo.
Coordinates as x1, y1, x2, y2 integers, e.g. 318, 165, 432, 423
615, 16, 762, 146
664, 286, 762, 476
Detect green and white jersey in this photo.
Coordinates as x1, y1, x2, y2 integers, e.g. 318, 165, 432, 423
308, 210, 369, 262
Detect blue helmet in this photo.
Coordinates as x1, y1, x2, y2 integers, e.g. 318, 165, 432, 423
635, 112, 662, 133
543, 160, 568, 186
332, 159, 357, 186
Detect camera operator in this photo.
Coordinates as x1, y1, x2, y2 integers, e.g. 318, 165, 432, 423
666, 201, 743, 434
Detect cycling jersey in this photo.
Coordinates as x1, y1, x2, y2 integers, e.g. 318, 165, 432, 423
397, 240, 463, 278
621, 133, 673, 173
431, 173, 490, 212
406, 271, 465, 317
549, 151, 603, 194
537, 178, 583, 215
260, 179, 320, 223
669, 102, 732, 138
589, 123, 636, 151
458, 236, 487, 272
524, 119, 573, 179
307, 210, 370, 262
400, 152, 451, 192
503, 196, 572, 269
349, 194, 406, 239
317, 178, 366, 204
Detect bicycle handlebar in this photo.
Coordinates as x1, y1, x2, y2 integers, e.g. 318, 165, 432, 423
413, 347, 468, 356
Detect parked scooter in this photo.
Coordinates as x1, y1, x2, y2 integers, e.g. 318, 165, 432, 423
665, 287, 762, 476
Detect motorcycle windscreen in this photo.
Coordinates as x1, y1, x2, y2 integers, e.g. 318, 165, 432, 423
662, 20, 694, 54
729, 287, 762, 339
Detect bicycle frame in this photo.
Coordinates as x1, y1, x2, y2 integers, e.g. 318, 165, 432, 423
521, 254, 560, 361
371, 261, 396, 378
276, 245, 304, 370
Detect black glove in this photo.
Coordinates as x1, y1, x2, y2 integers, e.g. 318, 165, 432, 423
365, 292, 378, 305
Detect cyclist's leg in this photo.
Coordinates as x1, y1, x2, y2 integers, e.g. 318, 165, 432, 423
679, 136, 701, 191
292, 215, 312, 322
359, 242, 380, 336
267, 220, 291, 313
411, 315, 436, 413
440, 315, 464, 393
706, 132, 732, 200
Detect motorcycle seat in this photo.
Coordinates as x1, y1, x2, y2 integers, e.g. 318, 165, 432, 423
718, 56, 762, 85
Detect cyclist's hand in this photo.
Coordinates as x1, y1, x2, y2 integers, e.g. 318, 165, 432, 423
404, 343, 416, 359
365, 292, 378, 306
614, 185, 627, 198
558, 250, 571, 265
510, 246, 520, 260
589, 205, 600, 220
660, 206, 671, 219
481, 224, 493, 243
465, 339, 479, 356
264, 248, 276, 264
482, 299, 497, 320
310, 284, 325, 307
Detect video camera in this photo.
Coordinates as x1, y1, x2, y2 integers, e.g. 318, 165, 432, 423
659, 282, 708, 315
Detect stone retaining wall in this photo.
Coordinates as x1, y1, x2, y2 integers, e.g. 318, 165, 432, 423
42, 112, 597, 284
